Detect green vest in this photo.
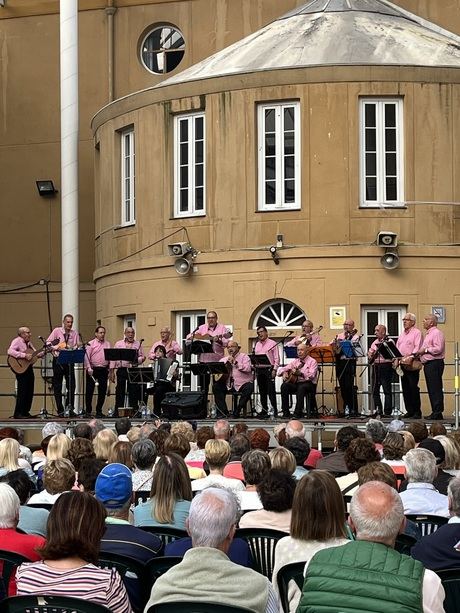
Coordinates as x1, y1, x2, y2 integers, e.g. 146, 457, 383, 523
297, 540, 425, 613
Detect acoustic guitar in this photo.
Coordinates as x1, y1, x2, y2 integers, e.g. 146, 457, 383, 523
7, 339, 59, 375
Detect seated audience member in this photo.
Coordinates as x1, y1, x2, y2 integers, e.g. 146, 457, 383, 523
381, 432, 406, 479
336, 438, 381, 496
223, 433, 250, 481
134, 453, 192, 530
164, 433, 206, 480
93, 428, 118, 461
145, 488, 279, 612
185, 426, 214, 468
273, 423, 287, 447
67, 437, 96, 472
28, 459, 75, 505
250, 428, 271, 452
73, 422, 93, 440
399, 429, 416, 454
0, 427, 32, 466
165, 530, 252, 568
108, 440, 134, 469
434, 434, 460, 477
268, 447, 296, 476
297, 482, 445, 613
126, 426, 141, 444
16, 491, 132, 613
149, 428, 168, 457
232, 422, 249, 437
115, 417, 132, 441
88, 418, 106, 438
365, 418, 387, 455
387, 419, 405, 433
0, 470, 48, 537
429, 422, 447, 437
399, 447, 449, 517
76, 458, 106, 493
284, 420, 305, 441
0, 483, 45, 595
316, 426, 360, 475
284, 437, 310, 480
131, 438, 157, 492
272, 471, 349, 612
213, 418, 231, 441
0, 437, 35, 482
237, 449, 271, 511
239, 469, 296, 533
46, 433, 71, 460
406, 420, 428, 446
95, 463, 162, 610
399, 437, 452, 495
192, 439, 245, 493
30, 436, 52, 474
411, 476, 460, 570
170, 420, 195, 445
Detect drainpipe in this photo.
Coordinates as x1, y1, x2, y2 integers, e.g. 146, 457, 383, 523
106, 0, 117, 102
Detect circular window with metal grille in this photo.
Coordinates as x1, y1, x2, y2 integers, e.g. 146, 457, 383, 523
140, 25, 185, 75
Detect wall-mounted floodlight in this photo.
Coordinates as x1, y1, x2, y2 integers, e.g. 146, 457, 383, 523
269, 245, 280, 265
36, 180, 57, 197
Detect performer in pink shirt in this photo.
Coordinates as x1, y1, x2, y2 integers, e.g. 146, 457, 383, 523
46, 314, 80, 416
417, 314, 446, 420
84, 326, 111, 418
254, 326, 280, 418
277, 344, 318, 418
332, 319, 360, 418
148, 327, 183, 361
110, 327, 145, 416
213, 341, 253, 418
286, 320, 322, 348
367, 324, 394, 417
7, 327, 40, 418
396, 313, 423, 419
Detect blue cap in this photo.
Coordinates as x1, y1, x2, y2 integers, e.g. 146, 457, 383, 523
95, 463, 133, 509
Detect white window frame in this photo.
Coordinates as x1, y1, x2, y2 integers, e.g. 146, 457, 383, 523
174, 113, 206, 218
257, 101, 301, 211
121, 129, 135, 226
359, 98, 404, 208
123, 314, 136, 333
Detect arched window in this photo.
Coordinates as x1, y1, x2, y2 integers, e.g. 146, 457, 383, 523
252, 300, 306, 329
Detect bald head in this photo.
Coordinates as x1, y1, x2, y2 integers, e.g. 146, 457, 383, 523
285, 420, 305, 440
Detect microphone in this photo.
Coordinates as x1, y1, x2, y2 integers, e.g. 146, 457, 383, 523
139, 338, 145, 344
38, 335, 45, 343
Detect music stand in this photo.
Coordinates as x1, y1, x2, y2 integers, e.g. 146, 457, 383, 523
308, 345, 336, 416
190, 339, 213, 355
378, 340, 402, 360
104, 348, 137, 363
284, 346, 297, 359
57, 348, 85, 416
128, 367, 156, 417
250, 354, 271, 369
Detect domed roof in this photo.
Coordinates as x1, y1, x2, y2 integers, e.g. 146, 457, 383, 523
159, 0, 460, 87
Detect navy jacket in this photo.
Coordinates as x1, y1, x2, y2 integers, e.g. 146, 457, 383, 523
411, 522, 460, 570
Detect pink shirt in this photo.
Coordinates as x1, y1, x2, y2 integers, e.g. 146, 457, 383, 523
277, 355, 318, 382
187, 323, 230, 363
220, 352, 253, 391
84, 338, 111, 371
8, 337, 37, 358
254, 338, 280, 368
46, 326, 80, 357
420, 326, 445, 363
368, 338, 393, 364
396, 326, 422, 357
286, 333, 322, 347
110, 339, 145, 369
148, 339, 183, 360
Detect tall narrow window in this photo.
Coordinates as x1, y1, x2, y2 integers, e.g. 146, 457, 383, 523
360, 98, 404, 207
174, 113, 205, 218
121, 129, 135, 225
257, 102, 300, 211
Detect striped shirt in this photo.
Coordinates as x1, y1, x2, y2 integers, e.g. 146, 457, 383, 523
16, 561, 132, 613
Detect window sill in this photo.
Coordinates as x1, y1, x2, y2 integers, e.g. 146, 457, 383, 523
173, 213, 207, 219
359, 204, 407, 210
257, 206, 301, 213
115, 222, 136, 230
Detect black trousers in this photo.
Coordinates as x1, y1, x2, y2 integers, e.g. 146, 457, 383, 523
52, 358, 75, 415
256, 369, 277, 415
336, 358, 358, 415
147, 380, 175, 414
424, 359, 444, 416
280, 380, 316, 417
115, 367, 141, 411
401, 368, 421, 417
213, 380, 254, 418
85, 367, 108, 416
371, 363, 394, 416
198, 372, 211, 412
14, 367, 35, 417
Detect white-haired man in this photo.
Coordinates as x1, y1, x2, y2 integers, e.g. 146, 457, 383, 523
213, 418, 231, 441
396, 313, 422, 419
417, 314, 445, 420
145, 487, 279, 612
399, 447, 449, 517
297, 481, 445, 613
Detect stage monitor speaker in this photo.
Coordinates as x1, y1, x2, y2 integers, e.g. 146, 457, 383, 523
161, 391, 206, 420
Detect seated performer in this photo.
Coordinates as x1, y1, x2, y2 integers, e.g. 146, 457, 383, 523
332, 319, 360, 418
286, 319, 322, 347
46, 314, 80, 417
84, 326, 111, 418
212, 341, 254, 418
147, 345, 179, 415
7, 326, 43, 419
110, 327, 145, 417
368, 324, 394, 417
148, 327, 183, 361
254, 326, 279, 418
277, 344, 318, 419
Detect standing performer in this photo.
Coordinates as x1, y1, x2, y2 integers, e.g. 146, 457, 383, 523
277, 344, 318, 418
7, 327, 41, 418
396, 313, 422, 419
368, 324, 394, 417
148, 327, 183, 361
332, 319, 360, 418
110, 327, 145, 417
84, 326, 111, 418
186, 311, 232, 403
212, 341, 253, 418
254, 326, 280, 418
46, 314, 80, 417
417, 314, 445, 420
286, 320, 322, 347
